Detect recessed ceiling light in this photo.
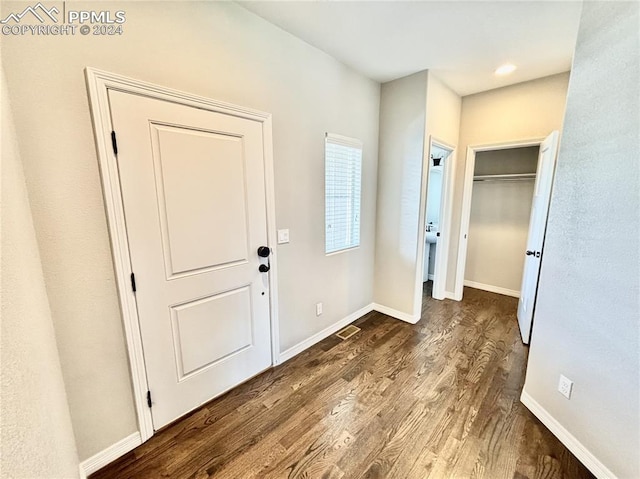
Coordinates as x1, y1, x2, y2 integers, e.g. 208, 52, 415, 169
495, 64, 517, 75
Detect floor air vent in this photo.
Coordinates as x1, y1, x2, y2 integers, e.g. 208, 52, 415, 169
336, 324, 361, 340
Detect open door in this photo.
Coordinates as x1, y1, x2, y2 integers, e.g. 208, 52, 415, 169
517, 131, 560, 344
420, 139, 454, 304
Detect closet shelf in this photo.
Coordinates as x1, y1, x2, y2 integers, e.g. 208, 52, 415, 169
473, 173, 536, 182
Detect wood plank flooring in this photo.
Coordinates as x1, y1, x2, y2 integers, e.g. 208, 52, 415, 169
92, 285, 594, 479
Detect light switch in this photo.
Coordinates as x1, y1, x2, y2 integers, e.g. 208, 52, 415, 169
277, 229, 290, 244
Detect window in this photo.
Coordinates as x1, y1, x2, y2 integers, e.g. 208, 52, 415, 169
325, 133, 362, 254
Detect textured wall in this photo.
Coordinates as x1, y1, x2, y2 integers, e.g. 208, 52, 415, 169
1, 73, 79, 478
522, 2, 639, 478
1, 1, 379, 459
449, 73, 570, 293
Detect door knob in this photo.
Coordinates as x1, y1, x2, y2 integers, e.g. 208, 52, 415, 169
526, 250, 535, 256
257, 246, 270, 273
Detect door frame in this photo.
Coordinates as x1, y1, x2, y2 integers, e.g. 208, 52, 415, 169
85, 67, 280, 442
413, 136, 455, 314
453, 137, 545, 301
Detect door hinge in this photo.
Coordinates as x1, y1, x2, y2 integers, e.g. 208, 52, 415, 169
130, 272, 137, 292
147, 390, 152, 408
111, 131, 118, 155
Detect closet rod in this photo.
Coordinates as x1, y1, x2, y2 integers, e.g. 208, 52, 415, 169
473, 173, 536, 182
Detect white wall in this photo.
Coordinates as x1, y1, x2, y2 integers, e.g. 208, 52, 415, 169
522, 2, 639, 478
466, 181, 534, 294
465, 147, 539, 294
374, 71, 428, 317
425, 74, 462, 148
1, 72, 79, 478
1, 1, 380, 460
449, 73, 570, 293
375, 71, 460, 318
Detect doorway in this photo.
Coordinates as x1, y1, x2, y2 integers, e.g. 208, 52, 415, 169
418, 138, 454, 306
422, 141, 453, 299
465, 145, 539, 297
454, 133, 559, 343
86, 68, 279, 440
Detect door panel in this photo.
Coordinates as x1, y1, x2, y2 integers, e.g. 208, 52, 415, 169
150, 124, 249, 277
108, 90, 272, 429
171, 286, 253, 379
517, 131, 559, 344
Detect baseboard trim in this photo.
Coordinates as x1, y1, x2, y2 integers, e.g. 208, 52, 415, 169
372, 303, 420, 324
464, 280, 520, 298
520, 390, 617, 479
427, 273, 435, 281
79, 431, 142, 478
443, 290, 459, 301
279, 303, 375, 364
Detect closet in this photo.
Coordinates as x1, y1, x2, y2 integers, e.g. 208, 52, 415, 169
464, 146, 539, 297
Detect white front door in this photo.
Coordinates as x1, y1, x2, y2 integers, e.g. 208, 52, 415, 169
109, 91, 272, 429
517, 131, 560, 344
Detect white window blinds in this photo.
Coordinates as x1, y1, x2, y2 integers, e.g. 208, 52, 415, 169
325, 133, 362, 254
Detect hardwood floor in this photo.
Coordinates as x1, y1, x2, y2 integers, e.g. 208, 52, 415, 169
92, 285, 594, 479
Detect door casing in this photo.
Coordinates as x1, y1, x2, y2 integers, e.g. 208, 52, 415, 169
85, 67, 280, 442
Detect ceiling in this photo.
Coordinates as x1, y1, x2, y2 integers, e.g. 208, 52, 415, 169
239, 1, 583, 96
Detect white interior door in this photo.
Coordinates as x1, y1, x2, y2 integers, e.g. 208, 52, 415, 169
421, 141, 453, 302
109, 90, 272, 429
432, 151, 452, 300
517, 131, 559, 344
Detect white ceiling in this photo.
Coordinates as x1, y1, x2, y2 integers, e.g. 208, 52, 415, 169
239, 1, 583, 96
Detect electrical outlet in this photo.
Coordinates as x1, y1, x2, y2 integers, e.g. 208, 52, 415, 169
316, 302, 323, 316
558, 374, 573, 399
277, 229, 290, 244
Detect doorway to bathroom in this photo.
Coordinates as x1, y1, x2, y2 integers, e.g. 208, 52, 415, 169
421, 139, 454, 301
